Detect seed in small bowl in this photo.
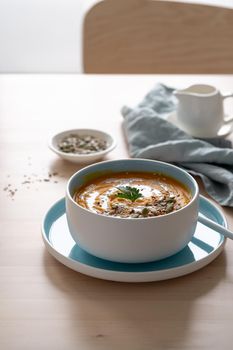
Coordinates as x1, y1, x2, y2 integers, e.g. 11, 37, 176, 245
49, 129, 116, 164
58, 134, 107, 154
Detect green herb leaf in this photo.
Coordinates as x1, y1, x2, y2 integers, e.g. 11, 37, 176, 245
116, 186, 143, 202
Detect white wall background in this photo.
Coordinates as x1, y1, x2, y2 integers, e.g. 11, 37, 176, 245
0, 0, 99, 73
0, 0, 232, 73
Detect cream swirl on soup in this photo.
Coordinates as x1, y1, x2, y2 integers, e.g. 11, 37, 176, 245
74, 172, 191, 218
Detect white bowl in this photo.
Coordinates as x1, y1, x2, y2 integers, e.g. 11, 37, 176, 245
49, 129, 116, 164
66, 159, 199, 263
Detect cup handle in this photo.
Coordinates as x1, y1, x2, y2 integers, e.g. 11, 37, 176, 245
222, 93, 233, 123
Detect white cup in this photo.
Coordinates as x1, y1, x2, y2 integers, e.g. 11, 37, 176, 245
174, 84, 233, 138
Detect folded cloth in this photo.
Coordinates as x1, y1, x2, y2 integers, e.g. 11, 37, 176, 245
122, 83, 233, 206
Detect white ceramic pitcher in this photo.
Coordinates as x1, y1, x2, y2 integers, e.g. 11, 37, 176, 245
174, 84, 233, 138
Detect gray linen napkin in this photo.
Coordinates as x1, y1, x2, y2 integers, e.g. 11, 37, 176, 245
122, 83, 233, 206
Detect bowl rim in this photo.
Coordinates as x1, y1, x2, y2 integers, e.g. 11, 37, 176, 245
66, 158, 199, 221
48, 128, 117, 158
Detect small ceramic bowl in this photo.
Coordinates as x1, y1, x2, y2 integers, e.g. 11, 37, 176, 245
66, 159, 199, 263
49, 129, 116, 164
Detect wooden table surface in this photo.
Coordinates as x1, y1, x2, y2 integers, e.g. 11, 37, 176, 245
1, 74, 233, 350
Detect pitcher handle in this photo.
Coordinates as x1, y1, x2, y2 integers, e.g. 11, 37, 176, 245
222, 92, 233, 123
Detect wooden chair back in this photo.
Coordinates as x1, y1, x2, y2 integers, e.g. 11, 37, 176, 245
83, 0, 233, 73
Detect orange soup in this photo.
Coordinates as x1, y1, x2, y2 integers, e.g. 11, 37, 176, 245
74, 172, 191, 218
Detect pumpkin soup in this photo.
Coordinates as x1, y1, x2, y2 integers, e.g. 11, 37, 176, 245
74, 172, 191, 218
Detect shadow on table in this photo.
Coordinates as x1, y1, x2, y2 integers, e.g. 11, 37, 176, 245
48, 155, 121, 182
43, 248, 227, 348
48, 158, 83, 180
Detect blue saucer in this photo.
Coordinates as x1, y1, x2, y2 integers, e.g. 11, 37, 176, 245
42, 196, 226, 282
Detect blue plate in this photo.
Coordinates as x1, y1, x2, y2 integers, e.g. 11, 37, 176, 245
42, 196, 226, 282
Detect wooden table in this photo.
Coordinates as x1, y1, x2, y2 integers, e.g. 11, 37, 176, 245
1, 74, 233, 350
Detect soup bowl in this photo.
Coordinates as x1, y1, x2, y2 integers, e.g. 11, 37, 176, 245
66, 159, 199, 263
